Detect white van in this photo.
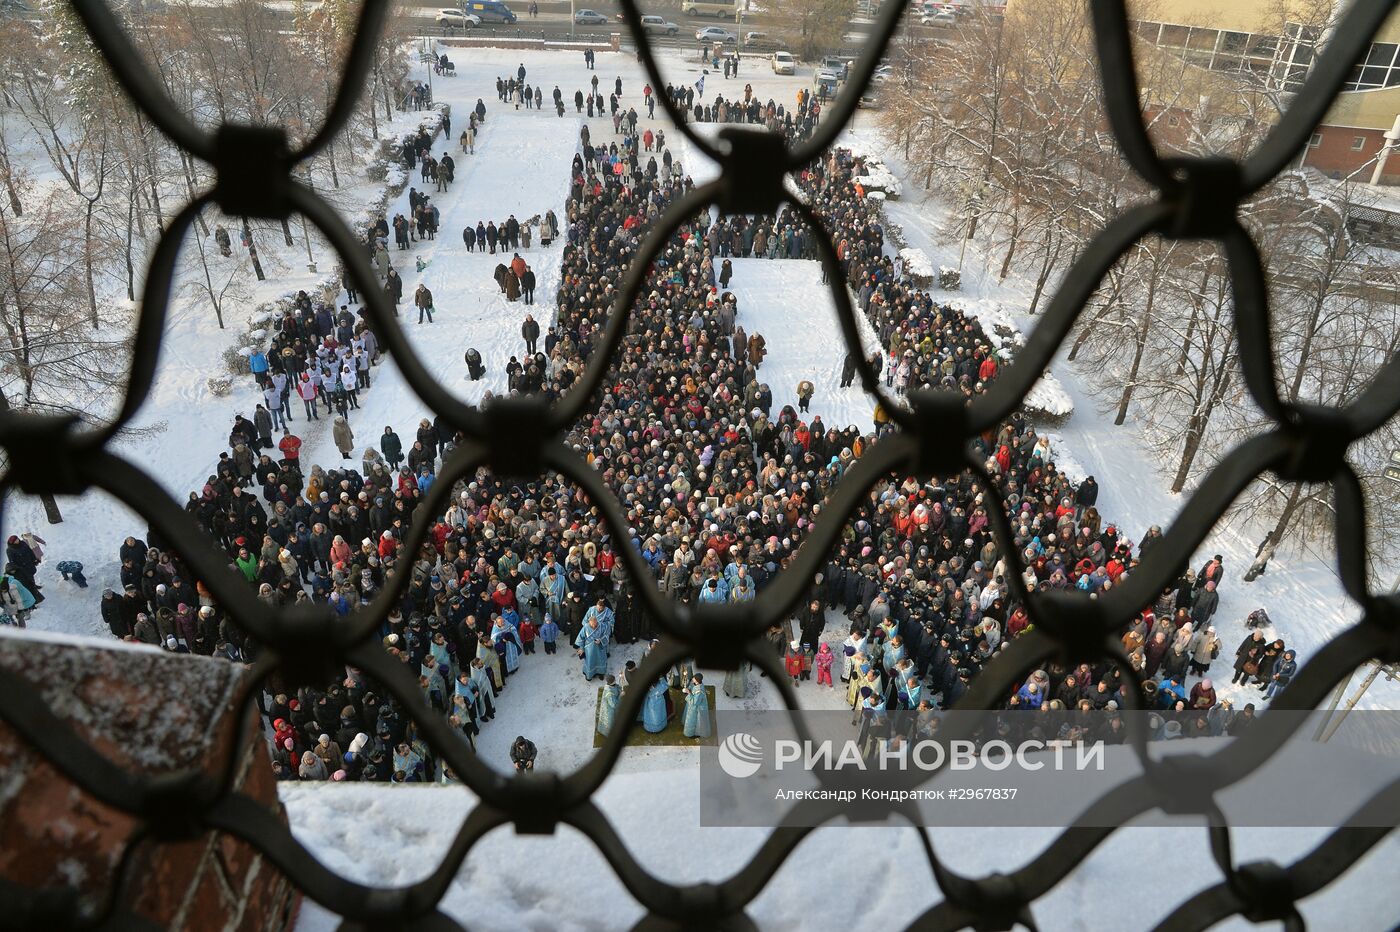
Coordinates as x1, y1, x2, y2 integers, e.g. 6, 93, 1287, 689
681, 0, 739, 20
771, 51, 796, 75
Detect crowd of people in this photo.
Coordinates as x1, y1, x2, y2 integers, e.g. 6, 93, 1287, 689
93, 67, 1301, 782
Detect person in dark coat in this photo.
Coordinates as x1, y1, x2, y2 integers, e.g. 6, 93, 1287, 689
510, 735, 536, 771
380, 427, 403, 468
1233, 630, 1268, 685
1190, 580, 1219, 626
521, 314, 540, 353
5, 535, 40, 601
1253, 639, 1286, 688
101, 588, 129, 638
840, 351, 857, 388
384, 267, 403, 312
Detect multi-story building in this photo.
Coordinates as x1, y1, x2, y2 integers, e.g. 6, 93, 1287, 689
1008, 0, 1400, 183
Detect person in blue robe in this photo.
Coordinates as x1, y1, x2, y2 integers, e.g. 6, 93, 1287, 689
467, 661, 495, 720
682, 674, 711, 739
574, 600, 613, 680
597, 675, 621, 736
698, 576, 727, 604
642, 676, 670, 733
491, 616, 522, 674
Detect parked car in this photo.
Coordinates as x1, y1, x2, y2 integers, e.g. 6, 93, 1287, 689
858, 88, 881, 108
921, 9, 956, 26
770, 51, 796, 75
573, 8, 608, 25
696, 25, 738, 43
871, 64, 894, 84
436, 8, 481, 28
744, 31, 779, 49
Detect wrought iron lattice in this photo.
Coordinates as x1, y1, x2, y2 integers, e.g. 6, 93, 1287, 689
2, 0, 1400, 928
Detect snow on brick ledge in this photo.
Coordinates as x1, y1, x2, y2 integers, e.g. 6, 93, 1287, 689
0, 630, 298, 931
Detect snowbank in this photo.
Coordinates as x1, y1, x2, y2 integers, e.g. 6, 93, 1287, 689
965, 299, 1074, 419
285, 764, 1400, 932
897, 246, 935, 286
854, 158, 903, 198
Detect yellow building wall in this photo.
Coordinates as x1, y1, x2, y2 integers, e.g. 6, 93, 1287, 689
1121, 0, 1400, 41
1000, 0, 1400, 131
1327, 86, 1400, 130
1123, 0, 1298, 34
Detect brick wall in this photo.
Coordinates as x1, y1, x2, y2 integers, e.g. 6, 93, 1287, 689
0, 634, 298, 931
1301, 124, 1400, 184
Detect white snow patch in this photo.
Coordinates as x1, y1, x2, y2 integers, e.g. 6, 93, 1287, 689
897, 245, 935, 283
725, 258, 882, 433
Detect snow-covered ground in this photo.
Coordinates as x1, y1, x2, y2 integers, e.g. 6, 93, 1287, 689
286, 773, 1400, 932
725, 258, 883, 432
4, 41, 1397, 931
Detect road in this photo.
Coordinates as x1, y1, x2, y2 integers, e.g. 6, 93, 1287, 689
399, 0, 943, 56
0, 0, 943, 61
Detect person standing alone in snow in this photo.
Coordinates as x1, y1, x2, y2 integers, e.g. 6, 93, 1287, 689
332, 416, 354, 461
414, 283, 434, 324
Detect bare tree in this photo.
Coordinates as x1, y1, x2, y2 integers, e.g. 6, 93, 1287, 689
758, 0, 857, 61
0, 181, 129, 411
184, 209, 251, 331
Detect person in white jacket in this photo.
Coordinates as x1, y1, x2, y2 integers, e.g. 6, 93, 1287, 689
340, 364, 359, 410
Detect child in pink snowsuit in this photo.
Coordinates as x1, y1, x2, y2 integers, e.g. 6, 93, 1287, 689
815, 643, 834, 687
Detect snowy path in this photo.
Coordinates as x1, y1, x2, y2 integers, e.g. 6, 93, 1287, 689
727, 258, 883, 433
291, 108, 579, 471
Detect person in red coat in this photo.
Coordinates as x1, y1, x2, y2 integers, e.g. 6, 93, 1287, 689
277, 428, 302, 464
377, 530, 398, 561
784, 639, 808, 686
491, 581, 517, 613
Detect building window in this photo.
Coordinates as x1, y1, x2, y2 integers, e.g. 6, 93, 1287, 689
1342, 42, 1398, 90
1366, 42, 1397, 67
1309, 133, 1322, 148
1220, 31, 1248, 53
1352, 136, 1367, 150
1187, 26, 1219, 52
1159, 24, 1189, 49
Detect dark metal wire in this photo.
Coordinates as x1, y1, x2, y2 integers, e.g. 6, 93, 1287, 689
1, 0, 1399, 928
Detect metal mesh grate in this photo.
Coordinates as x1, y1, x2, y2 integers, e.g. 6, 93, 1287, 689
2, 0, 1400, 928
